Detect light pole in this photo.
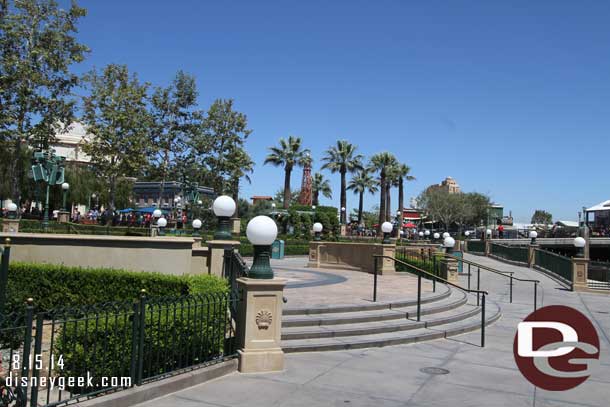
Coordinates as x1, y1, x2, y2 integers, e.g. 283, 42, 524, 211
465, 231, 470, 239
7, 203, 18, 220
313, 222, 323, 241
192, 218, 202, 237
444, 236, 456, 254
418, 231, 424, 239
341, 207, 346, 224
157, 217, 167, 236
486, 229, 492, 239
433, 232, 440, 242
443, 232, 450, 239
61, 182, 70, 212
529, 230, 538, 245
247, 215, 278, 279
573, 237, 586, 258
425, 230, 430, 239
381, 221, 393, 244
213, 195, 236, 240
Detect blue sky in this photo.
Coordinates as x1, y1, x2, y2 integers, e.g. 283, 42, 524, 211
73, 0, 610, 222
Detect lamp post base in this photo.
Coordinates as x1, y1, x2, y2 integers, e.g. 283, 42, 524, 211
214, 217, 233, 240
249, 245, 274, 279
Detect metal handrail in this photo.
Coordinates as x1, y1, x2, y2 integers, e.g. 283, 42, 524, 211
442, 253, 539, 310
373, 254, 488, 347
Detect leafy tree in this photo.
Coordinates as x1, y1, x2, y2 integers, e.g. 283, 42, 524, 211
196, 98, 252, 196
273, 188, 300, 208
368, 152, 398, 229
0, 0, 88, 202
531, 210, 553, 225
416, 187, 459, 230
321, 140, 363, 224
81, 64, 152, 209
264, 136, 309, 209
311, 172, 332, 206
147, 71, 204, 205
347, 169, 378, 224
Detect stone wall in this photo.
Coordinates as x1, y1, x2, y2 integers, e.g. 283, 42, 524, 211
308, 241, 396, 274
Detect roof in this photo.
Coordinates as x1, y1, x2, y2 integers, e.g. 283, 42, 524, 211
251, 196, 273, 200
555, 220, 579, 227
586, 200, 610, 212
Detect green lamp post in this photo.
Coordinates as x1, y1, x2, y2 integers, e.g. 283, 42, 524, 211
31, 149, 66, 231
573, 237, 586, 258
61, 182, 70, 211
443, 236, 456, 255
529, 230, 538, 245
157, 217, 167, 236
213, 195, 236, 240
381, 221, 393, 244
313, 222, 323, 241
6, 203, 18, 220
247, 215, 278, 279
192, 218, 202, 237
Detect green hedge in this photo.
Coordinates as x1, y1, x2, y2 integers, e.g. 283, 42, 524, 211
238, 243, 310, 257
6, 262, 227, 313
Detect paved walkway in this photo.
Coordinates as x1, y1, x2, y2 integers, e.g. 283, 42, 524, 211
138, 255, 610, 407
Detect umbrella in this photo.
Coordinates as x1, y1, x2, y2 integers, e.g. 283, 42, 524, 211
403, 222, 417, 228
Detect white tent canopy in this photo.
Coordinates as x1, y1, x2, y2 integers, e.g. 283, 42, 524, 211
586, 200, 610, 212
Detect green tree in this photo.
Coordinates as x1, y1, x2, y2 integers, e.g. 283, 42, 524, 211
147, 71, 204, 205
368, 152, 398, 229
226, 148, 254, 202
264, 136, 309, 209
347, 169, 378, 224
321, 140, 363, 224
81, 64, 152, 209
531, 209, 553, 225
0, 0, 88, 202
311, 172, 332, 206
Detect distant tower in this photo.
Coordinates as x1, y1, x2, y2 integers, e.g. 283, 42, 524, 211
299, 153, 313, 206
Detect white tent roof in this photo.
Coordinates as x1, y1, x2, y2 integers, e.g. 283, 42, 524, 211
586, 200, 610, 212
555, 220, 579, 227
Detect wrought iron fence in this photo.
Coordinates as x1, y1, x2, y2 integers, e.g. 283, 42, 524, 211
534, 249, 573, 286
0, 292, 238, 407
490, 243, 529, 264
224, 249, 249, 295
466, 240, 485, 253
588, 261, 610, 290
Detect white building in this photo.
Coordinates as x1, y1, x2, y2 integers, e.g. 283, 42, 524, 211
51, 122, 94, 164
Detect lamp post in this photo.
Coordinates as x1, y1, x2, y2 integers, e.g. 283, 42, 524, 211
157, 217, 167, 236
443, 236, 456, 254
7, 203, 18, 220
433, 232, 440, 242
573, 237, 586, 258
381, 221, 393, 244
341, 207, 346, 224
529, 230, 538, 245
465, 231, 470, 239
312, 205, 316, 210
213, 195, 236, 240
486, 229, 492, 239
61, 182, 70, 212
313, 222, 323, 241
247, 215, 278, 279
418, 231, 424, 239
425, 230, 430, 239
442, 232, 450, 239
152, 209, 162, 222
192, 218, 202, 237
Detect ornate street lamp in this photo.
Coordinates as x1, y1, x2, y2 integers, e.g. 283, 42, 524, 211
213, 195, 236, 240
192, 218, 202, 237
247, 215, 278, 279
443, 236, 456, 254
313, 222, 323, 241
157, 217, 167, 236
61, 182, 70, 212
443, 232, 450, 239
418, 231, 424, 239
529, 230, 538, 245
381, 221, 393, 244
424, 230, 430, 238
433, 232, 440, 241
573, 237, 586, 258
7, 203, 18, 220
152, 209, 162, 222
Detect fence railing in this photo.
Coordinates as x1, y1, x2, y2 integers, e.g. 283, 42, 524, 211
587, 261, 610, 290
0, 292, 238, 407
467, 240, 486, 253
534, 249, 573, 286
490, 243, 529, 264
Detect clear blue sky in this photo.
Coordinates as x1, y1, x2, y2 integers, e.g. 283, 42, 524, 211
73, 0, 610, 223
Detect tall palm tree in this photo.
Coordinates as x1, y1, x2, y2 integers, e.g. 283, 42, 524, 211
312, 172, 332, 206
321, 140, 364, 224
368, 152, 398, 230
264, 136, 309, 209
392, 163, 415, 235
347, 169, 378, 224
227, 149, 255, 202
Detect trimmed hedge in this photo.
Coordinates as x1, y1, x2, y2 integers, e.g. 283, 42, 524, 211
6, 262, 227, 313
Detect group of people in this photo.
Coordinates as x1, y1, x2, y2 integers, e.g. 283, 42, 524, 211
71, 208, 188, 228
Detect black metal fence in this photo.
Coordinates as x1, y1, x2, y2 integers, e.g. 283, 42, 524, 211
466, 240, 485, 253
534, 249, 573, 286
490, 243, 529, 264
0, 292, 238, 407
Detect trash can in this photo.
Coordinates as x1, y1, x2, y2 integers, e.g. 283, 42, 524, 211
454, 251, 464, 274
271, 239, 285, 259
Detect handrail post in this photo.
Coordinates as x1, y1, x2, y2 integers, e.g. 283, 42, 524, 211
373, 256, 378, 302
481, 293, 486, 347
477, 268, 481, 306
467, 263, 471, 290
534, 282, 538, 311
417, 272, 422, 322
509, 275, 513, 303
136, 289, 146, 386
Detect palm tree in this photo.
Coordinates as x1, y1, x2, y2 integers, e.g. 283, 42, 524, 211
347, 169, 378, 224
264, 136, 309, 209
312, 172, 332, 206
227, 149, 255, 202
392, 163, 415, 235
368, 152, 398, 229
321, 140, 364, 223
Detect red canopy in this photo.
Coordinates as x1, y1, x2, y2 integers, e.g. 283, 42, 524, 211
403, 222, 417, 228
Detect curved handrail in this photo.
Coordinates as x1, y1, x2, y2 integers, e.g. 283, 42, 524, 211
373, 254, 488, 296
443, 253, 540, 284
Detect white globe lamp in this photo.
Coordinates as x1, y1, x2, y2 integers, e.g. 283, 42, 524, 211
192, 218, 203, 237
433, 232, 440, 240
443, 236, 456, 253
61, 182, 70, 211
573, 236, 586, 257
381, 221, 393, 244
443, 232, 450, 239
529, 230, 538, 245
212, 195, 236, 240
152, 209, 162, 218
418, 231, 424, 238
246, 215, 278, 279
425, 230, 430, 237
157, 217, 167, 236
7, 202, 18, 219
313, 222, 323, 241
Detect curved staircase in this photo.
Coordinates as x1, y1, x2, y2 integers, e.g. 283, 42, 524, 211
281, 285, 501, 353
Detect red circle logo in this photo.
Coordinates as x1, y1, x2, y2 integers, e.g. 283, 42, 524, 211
513, 305, 600, 391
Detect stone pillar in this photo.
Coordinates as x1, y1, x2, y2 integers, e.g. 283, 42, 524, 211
207, 240, 240, 277
528, 244, 538, 268
484, 240, 491, 256
231, 218, 241, 238
340, 224, 347, 236
375, 243, 396, 274
150, 225, 158, 237
572, 257, 589, 292
192, 236, 203, 248
307, 241, 322, 268
1, 219, 19, 234
57, 211, 70, 223
440, 255, 459, 283
236, 278, 286, 373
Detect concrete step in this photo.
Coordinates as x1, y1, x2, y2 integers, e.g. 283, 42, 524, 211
281, 300, 502, 353
283, 284, 451, 316
282, 289, 467, 328
281, 304, 482, 340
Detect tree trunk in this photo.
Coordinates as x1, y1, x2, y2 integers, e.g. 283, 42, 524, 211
283, 167, 291, 209
313, 190, 319, 206
232, 178, 239, 203
157, 150, 169, 207
386, 186, 391, 221
397, 178, 404, 237
378, 170, 386, 232
109, 176, 116, 210
358, 191, 364, 224
11, 136, 23, 203
340, 169, 347, 224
